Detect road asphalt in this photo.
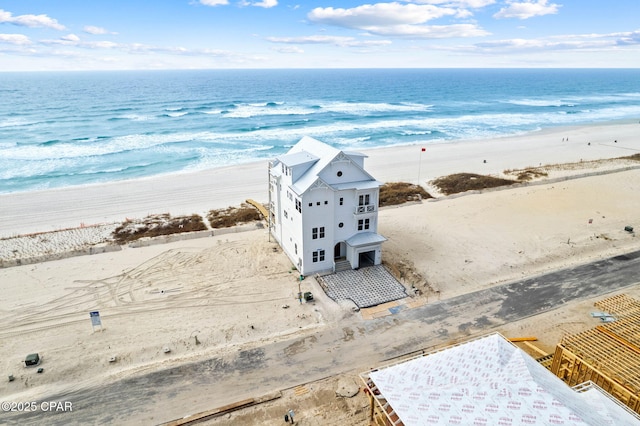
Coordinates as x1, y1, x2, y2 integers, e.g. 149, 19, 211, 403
6, 250, 640, 425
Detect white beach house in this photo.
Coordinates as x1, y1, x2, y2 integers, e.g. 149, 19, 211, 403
269, 136, 386, 276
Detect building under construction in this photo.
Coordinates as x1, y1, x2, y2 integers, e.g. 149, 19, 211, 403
360, 294, 640, 425
549, 293, 640, 415
360, 333, 640, 425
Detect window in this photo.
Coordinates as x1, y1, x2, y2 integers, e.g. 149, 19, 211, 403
312, 227, 325, 239
324, 200, 328, 205
294, 243, 297, 254
359, 194, 370, 206
339, 197, 344, 206
316, 201, 320, 206
308, 202, 312, 207
358, 218, 370, 231
337, 171, 343, 177
284, 210, 288, 219
295, 199, 301, 213
313, 250, 325, 263
338, 222, 344, 228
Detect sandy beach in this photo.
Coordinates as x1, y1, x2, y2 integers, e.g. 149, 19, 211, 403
1, 120, 638, 238
1, 120, 640, 424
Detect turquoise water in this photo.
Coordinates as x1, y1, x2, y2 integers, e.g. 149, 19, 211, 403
1, 69, 640, 194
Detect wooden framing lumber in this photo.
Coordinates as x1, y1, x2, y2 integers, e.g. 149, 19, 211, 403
508, 336, 538, 342
549, 294, 640, 415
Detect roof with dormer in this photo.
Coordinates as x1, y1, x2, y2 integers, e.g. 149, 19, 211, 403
274, 136, 378, 196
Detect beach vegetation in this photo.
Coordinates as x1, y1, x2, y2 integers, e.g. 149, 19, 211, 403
623, 153, 640, 162
382, 257, 432, 294
432, 173, 516, 195
379, 182, 432, 207
112, 213, 206, 244
505, 168, 549, 181
207, 204, 261, 229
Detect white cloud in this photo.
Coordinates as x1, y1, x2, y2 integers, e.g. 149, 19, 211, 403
493, 0, 560, 20
408, 0, 495, 6
247, 0, 278, 8
0, 33, 31, 45
473, 30, 640, 53
84, 25, 116, 35
272, 45, 304, 54
616, 30, 640, 46
370, 23, 488, 38
40, 37, 119, 49
91, 41, 119, 49
307, 2, 489, 39
308, 3, 457, 27
267, 35, 392, 47
199, 0, 229, 6
61, 34, 80, 42
0, 9, 65, 30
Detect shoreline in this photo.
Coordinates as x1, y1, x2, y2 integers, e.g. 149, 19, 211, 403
1, 119, 639, 238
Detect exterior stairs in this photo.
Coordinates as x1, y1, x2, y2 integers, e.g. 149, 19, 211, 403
334, 259, 352, 273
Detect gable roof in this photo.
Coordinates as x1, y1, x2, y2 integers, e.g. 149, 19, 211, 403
367, 333, 640, 425
277, 150, 318, 168
281, 136, 376, 195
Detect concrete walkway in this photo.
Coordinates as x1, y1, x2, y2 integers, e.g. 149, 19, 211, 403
318, 265, 408, 308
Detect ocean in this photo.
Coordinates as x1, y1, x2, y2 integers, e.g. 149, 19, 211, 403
1, 68, 640, 194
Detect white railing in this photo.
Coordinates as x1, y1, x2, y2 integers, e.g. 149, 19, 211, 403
355, 205, 376, 214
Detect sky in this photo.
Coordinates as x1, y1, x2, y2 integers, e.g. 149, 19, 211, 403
1, 0, 640, 71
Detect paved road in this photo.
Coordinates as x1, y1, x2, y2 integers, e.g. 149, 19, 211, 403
6, 250, 640, 425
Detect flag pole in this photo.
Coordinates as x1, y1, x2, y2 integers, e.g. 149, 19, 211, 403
418, 147, 425, 186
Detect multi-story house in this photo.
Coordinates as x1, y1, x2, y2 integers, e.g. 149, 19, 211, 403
269, 136, 386, 276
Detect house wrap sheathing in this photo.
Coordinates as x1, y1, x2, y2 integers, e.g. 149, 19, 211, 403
360, 333, 640, 425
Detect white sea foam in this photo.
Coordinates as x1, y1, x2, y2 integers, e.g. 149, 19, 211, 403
505, 99, 573, 107
222, 103, 315, 118
321, 101, 433, 115
0, 117, 36, 128
120, 114, 156, 121
220, 101, 432, 119
2, 69, 640, 194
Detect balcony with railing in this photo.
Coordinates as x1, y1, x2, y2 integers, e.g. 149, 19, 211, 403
355, 204, 376, 214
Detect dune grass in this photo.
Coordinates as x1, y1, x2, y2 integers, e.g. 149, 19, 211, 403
432, 173, 516, 195
379, 182, 432, 207
207, 204, 261, 229
112, 213, 207, 244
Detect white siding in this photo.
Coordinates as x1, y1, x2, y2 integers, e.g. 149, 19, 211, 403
300, 187, 333, 274
270, 137, 384, 276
